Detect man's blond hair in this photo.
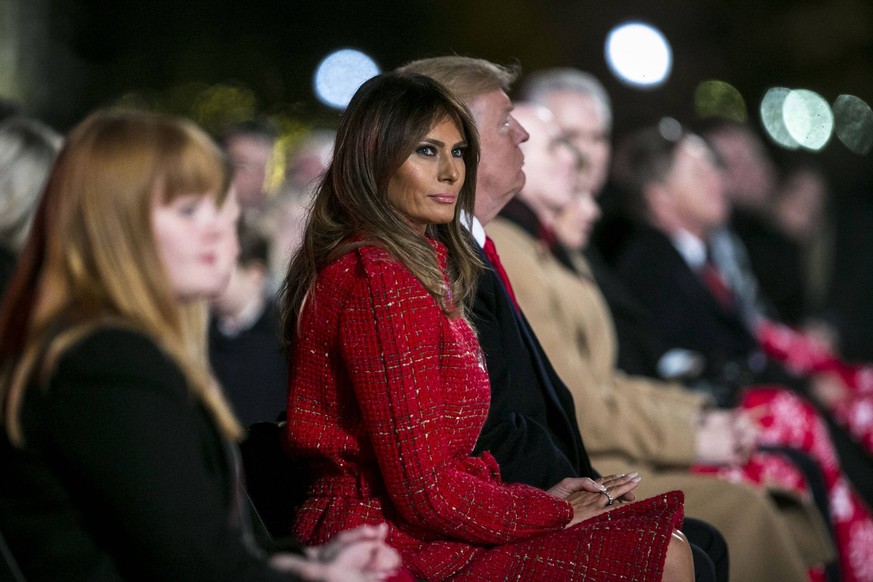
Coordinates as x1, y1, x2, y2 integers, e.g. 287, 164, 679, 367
397, 56, 519, 106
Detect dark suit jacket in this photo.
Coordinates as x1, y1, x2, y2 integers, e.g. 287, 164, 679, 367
616, 227, 758, 368
614, 227, 808, 406
583, 246, 672, 379
0, 328, 300, 582
732, 208, 806, 325
209, 299, 289, 427
470, 241, 596, 489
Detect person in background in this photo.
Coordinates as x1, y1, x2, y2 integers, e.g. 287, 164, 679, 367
257, 182, 313, 293
282, 71, 693, 582
0, 116, 61, 297
0, 108, 401, 582
691, 121, 873, 504
687, 123, 844, 380
285, 129, 335, 194
694, 118, 807, 326
254, 130, 334, 292
209, 217, 288, 427
223, 120, 278, 211
765, 161, 873, 473
771, 159, 836, 334
522, 67, 703, 383
693, 120, 873, 510
612, 121, 873, 581
487, 102, 832, 581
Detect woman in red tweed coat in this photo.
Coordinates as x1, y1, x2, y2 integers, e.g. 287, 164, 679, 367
280, 72, 691, 581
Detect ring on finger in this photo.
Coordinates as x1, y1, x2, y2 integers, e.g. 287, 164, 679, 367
600, 489, 614, 506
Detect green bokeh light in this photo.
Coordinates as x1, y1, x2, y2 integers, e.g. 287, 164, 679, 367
694, 80, 747, 122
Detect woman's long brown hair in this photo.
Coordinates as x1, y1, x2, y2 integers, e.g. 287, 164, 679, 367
279, 72, 483, 347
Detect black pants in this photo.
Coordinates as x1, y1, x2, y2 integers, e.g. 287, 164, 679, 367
683, 517, 729, 582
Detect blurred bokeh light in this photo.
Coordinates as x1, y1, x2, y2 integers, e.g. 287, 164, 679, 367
783, 89, 833, 151
761, 88, 834, 151
658, 116, 683, 141
760, 87, 800, 150
314, 49, 380, 109
605, 22, 672, 89
694, 80, 747, 122
833, 94, 873, 155
190, 84, 257, 132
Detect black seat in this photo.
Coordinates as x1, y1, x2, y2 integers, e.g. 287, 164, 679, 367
239, 421, 310, 540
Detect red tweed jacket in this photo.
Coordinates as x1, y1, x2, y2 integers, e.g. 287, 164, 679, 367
285, 242, 572, 570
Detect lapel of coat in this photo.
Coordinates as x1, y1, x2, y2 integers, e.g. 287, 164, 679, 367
474, 241, 585, 470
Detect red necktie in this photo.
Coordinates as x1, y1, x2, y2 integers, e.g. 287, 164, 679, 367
483, 236, 520, 310
700, 261, 734, 308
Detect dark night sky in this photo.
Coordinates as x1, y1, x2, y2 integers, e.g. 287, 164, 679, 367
27, 0, 873, 193
11, 0, 873, 358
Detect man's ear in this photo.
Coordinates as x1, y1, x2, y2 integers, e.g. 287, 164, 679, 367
641, 180, 674, 227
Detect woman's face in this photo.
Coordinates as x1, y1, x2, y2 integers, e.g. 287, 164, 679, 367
386, 116, 467, 233
152, 188, 240, 302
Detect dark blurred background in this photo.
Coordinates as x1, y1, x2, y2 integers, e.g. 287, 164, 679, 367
7, 1, 871, 184
4, 0, 873, 357
7, 3, 870, 128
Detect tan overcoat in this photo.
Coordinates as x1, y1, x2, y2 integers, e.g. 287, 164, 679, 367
487, 217, 834, 581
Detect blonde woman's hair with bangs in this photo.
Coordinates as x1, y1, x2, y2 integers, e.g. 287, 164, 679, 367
0, 108, 241, 444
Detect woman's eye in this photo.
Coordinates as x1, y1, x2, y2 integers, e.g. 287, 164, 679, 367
178, 203, 198, 217
416, 145, 436, 156
452, 147, 465, 158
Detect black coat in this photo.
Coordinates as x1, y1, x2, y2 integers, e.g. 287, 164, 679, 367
615, 227, 802, 403
616, 227, 757, 365
209, 300, 289, 427
470, 243, 596, 489
584, 246, 672, 379
0, 328, 301, 582
731, 208, 807, 325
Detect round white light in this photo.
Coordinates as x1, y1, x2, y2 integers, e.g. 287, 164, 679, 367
782, 89, 833, 151
313, 49, 380, 110
760, 88, 800, 150
605, 22, 672, 88
833, 94, 873, 155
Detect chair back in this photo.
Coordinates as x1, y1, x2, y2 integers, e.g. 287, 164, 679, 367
240, 421, 311, 539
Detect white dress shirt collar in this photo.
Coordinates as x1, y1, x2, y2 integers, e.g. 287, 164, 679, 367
462, 211, 487, 247
671, 228, 707, 270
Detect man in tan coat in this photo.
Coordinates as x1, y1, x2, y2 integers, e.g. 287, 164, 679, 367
487, 102, 834, 582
